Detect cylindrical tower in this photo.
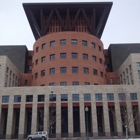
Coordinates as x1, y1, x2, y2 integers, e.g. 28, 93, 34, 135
32, 32, 106, 86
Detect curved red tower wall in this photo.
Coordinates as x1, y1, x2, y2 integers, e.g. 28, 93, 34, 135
32, 32, 106, 86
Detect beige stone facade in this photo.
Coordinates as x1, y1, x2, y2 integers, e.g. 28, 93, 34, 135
0, 56, 20, 87
0, 85, 140, 139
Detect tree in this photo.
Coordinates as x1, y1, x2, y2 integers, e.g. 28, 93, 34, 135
38, 92, 56, 138
109, 88, 139, 140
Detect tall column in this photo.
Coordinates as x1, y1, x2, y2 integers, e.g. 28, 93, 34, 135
18, 94, 26, 139
79, 93, 86, 137
91, 93, 98, 137
103, 93, 110, 137
137, 94, 140, 132
0, 94, 2, 135
44, 94, 49, 132
31, 95, 37, 134
6, 95, 14, 139
114, 93, 122, 136
56, 94, 61, 138
126, 94, 135, 136
68, 94, 73, 137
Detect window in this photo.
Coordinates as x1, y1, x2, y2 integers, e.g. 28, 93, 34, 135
91, 43, 95, 48
42, 44, 46, 49
28, 65, 32, 70
50, 68, 55, 74
93, 69, 97, 75
6, 67, 9, 73
82, 40, 87, 46
41, 56, 46, 62
60, 39, 66, 45
35, 59, 38, 65
49, 83, 55, 86
72, 94, 79, 101
72, 67, 78, 73
60, 53, 66, 59
71, 39, 77, 45
26, 95, 33, 102
60, 67, 67, 73
129, 65, 132, 71
127, 76, 130, 84
137, 62, 140, 68
95, 93, 102, 101
130, 93, 137, 100
83, 54, 88, 60
13, 74, 15, 79
40, 84, 45, 86
24, 80, 28, 85
83, 67, 89, 74
130, 72, 133, 84
38, 95, 45, 102
100, 72, 103, 77
118, 93, 125, 100
98, 46, 101, 51
94, 83, 98, 85
72, 81, 79, 85
50, 41, 55, 47
41, 70, 45, 76
107, 93, 114, 101
35, 73, 38, 79
126, 68, 128, 74
0, 65, 1, 69
50, 54, 55, 60
99, 58, 102, 64
105, 64, 109, 69
36, 47, 39, 52
72, 53, 78, 59
84, 94, 91, 101
60, 82, 67, 86
49, 94, 56, 101
84, 82, 90, 85
2, 96, 9, 103
10, 70, 12, 76
61, 94, 68, 101
14, 95, 21, 102
92, 56, 96, 62
110, 78, 113, 84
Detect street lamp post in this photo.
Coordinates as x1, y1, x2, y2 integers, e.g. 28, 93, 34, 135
85, 106, 89, 140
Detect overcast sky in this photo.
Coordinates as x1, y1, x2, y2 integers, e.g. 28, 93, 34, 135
0, 0, 140, 50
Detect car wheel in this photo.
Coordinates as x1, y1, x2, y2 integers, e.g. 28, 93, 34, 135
28, 137, 32, 140
41, 137, 46, 140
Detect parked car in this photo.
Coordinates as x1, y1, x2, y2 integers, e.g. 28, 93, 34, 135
27, 131, 48, 140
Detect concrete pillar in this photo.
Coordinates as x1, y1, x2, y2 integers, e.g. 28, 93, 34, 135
91, 94, 98, 137
137, 98, 140, 132
6, 95, 14, 139
31, 95, 37, 134
44, 94, 49, 132
68, 94, 73, 137
79, 93, 86, 137
18, 94, 26, 139
114, 92, 122, 136
103, 93, 110, 137
0, 94, 2, 135
126, 94, 135, 136
56, 94, 61, 138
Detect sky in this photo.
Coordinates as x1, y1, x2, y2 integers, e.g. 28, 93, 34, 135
0, 0, 140, 50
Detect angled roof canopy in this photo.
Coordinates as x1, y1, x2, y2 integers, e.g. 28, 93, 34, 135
23, 2, 112, 40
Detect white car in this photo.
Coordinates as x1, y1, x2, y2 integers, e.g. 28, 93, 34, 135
27, 131, 48, 140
